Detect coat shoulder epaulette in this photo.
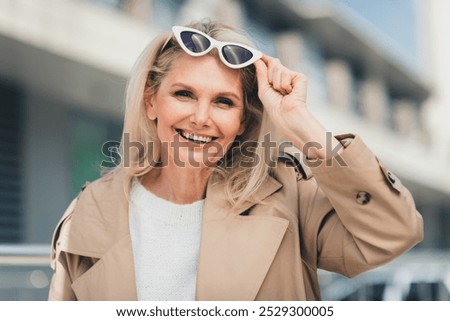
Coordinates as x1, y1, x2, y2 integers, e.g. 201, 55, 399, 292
278, 146, 313, 181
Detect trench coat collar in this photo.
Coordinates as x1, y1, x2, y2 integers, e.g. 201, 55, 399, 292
64, 169, 286, 300
196, 175, 288, 300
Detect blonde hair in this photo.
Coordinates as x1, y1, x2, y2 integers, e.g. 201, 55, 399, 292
118, 19, 276, 210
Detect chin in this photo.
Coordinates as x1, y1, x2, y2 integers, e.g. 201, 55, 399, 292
170, 150, 222, 169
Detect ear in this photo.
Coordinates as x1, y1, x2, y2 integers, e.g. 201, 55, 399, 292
144, 87, 157, 120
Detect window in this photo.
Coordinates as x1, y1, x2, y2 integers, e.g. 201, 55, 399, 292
0, 81, 23, 243
70, 113, 122, 197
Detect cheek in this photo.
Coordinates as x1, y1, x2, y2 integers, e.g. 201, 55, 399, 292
154, 98, 183, 125
218, 111, 245, 138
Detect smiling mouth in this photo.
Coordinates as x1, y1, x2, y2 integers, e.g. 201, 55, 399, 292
176, 129, 218, 144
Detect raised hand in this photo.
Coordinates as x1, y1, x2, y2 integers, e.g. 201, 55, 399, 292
254, 56, 342, 160
254, 56, 307, 113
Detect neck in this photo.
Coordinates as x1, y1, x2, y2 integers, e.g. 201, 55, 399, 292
141, 161, 214, 204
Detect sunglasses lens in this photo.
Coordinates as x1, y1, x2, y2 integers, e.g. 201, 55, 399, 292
222, 45, 254, 65
180, 31, 211, 53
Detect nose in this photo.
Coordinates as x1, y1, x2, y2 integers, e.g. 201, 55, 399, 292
190, 101, 211, 128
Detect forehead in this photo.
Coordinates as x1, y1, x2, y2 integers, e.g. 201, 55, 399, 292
163, 52, 243, 97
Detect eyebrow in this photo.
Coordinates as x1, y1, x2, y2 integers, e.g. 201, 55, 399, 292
171, 82, 242, 101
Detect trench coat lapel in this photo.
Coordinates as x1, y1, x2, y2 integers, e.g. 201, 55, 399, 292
70, 235, 138, 300
63, 171, 138, 300
196, 175, 289, 300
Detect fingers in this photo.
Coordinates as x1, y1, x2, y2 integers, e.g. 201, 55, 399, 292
254, 59, 270, 94
259, 56, 295, 95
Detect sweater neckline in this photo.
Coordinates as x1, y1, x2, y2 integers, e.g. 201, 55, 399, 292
130, 178, 204, 225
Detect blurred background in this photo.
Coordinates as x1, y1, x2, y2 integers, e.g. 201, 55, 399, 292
0, 0, 449, 300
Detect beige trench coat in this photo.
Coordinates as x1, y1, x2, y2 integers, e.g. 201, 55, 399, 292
48, 135, 423, 300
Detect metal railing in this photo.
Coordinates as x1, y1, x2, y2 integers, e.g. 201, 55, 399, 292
0, 244, 51, 301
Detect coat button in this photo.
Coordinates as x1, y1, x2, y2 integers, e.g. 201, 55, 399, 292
356, 191, 371, 205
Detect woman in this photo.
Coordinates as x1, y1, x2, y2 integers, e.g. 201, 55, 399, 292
49, 20, 423, 300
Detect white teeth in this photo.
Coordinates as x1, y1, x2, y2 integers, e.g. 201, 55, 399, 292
180, 130, 213, 143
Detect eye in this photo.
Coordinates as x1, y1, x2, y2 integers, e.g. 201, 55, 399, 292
173, 90, 193, 99
216, 97, 234, 107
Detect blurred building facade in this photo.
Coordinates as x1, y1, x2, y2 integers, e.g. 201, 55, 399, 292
0, 0, 449, 300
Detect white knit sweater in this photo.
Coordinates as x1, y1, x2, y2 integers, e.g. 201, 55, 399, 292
129, 179, 204, 301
